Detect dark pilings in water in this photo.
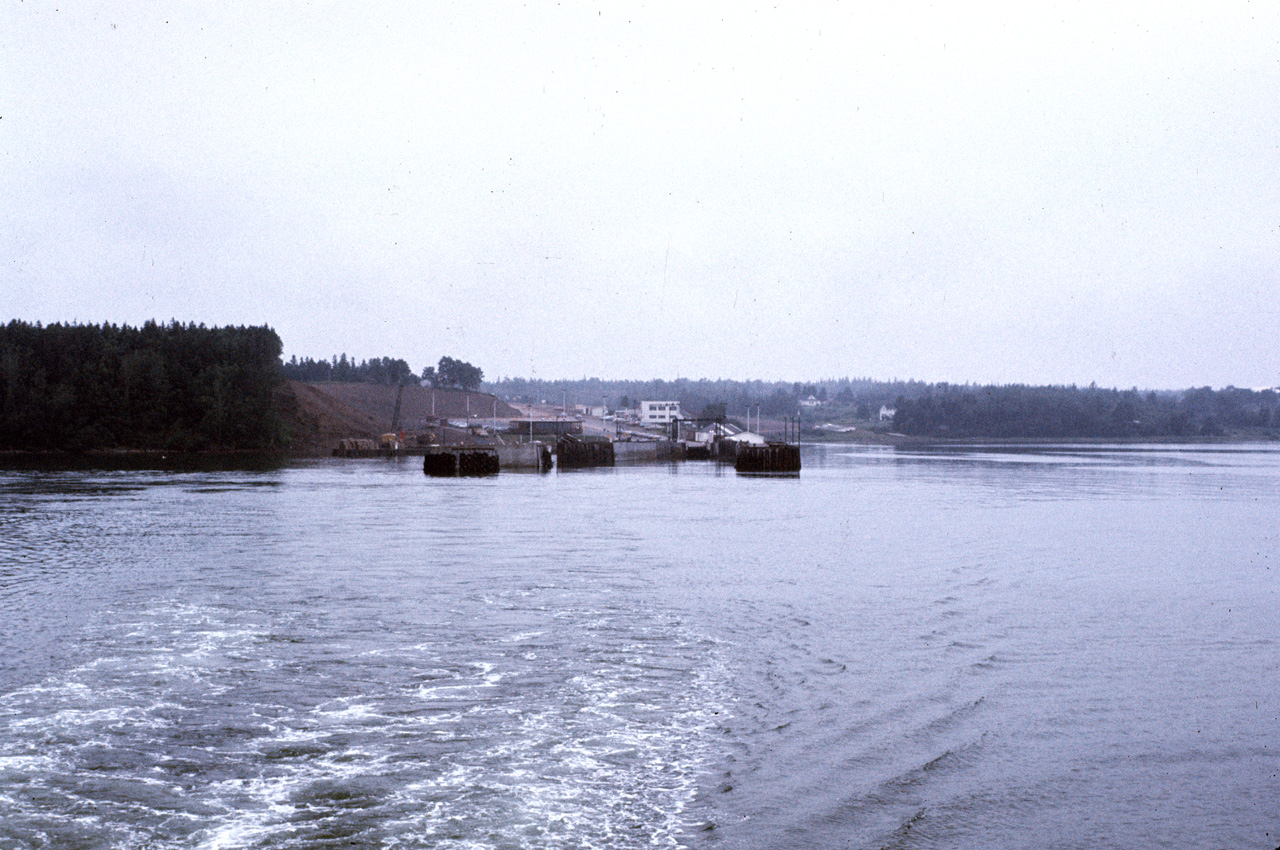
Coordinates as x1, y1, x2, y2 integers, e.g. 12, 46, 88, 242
424, 447, 500, 477
734, 443, 801, 473
556, 435, 615, 468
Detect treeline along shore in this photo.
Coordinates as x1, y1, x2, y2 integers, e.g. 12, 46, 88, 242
490, 376, 1279, 441
1, 319, 1276, 454
889, 383, 1277, 440
0, 320, 287, 451
0, 320, 508, 455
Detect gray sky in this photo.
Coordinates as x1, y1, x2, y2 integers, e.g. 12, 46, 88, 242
4, 2, 1278, 388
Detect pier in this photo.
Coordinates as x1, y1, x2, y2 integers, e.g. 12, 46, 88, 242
734, 443, 802, 473
423, 446, 500, 477
556, 434, 616, 468
333, 400, 794, 476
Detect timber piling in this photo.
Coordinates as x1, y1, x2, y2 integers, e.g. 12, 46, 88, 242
556, 434, 615, 468
734, 443, 801, 474
423, 446, 500, 477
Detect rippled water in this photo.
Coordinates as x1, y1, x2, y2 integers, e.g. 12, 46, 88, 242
0, 444, 1277, 849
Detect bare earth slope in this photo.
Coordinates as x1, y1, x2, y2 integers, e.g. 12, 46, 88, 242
278, 381, 520, 454
277, 380, 380, 454
314, 384, 519, 431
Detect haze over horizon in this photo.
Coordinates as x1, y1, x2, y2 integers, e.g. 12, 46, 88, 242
4, 3, 1278, 391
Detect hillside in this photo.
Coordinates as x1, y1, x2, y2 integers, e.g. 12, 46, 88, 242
278, 381, 520, 454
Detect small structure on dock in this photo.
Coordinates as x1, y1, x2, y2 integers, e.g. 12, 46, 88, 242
507, 419, 584, 440
423, 446, 500, 477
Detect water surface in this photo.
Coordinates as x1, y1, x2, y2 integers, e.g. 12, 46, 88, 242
0, 444, 1276, 848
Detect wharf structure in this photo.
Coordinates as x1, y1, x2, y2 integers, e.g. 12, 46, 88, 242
734, 442, 802, 473
423, 446, 500, 477
732, 413, 802, 473
556, 434, 615, 468
335, 407, 798, 475
422, 442, 554, 476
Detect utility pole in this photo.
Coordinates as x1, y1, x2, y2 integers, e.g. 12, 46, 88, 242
390, 382, 404, 434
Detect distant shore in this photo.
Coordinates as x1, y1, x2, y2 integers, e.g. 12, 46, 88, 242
4, 431, 1276, 472
804, 431, 1278, 447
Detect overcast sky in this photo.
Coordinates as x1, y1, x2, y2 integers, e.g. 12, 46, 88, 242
4, 2, 1278, 388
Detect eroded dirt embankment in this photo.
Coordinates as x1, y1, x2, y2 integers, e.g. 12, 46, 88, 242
279, 381, 520, 454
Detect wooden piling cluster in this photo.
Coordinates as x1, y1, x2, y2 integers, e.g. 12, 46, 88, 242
556, 435, 615, 468
423, 446, 500, 477
734, 443, 801, 473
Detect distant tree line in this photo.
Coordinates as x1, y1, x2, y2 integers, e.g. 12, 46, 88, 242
281, 354, 483, 391
891, 384, 1279, 439
487, 376, 926, 420
281, 354, 414, 385
487, 375, 1278, 439
0, 320, 288, 451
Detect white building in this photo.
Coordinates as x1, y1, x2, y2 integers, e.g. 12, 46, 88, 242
879, 405, 897, 421
694, 422, 741, 443
640, 400, 683, 425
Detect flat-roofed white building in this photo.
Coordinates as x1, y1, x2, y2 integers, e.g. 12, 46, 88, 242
640, 400, 683, 424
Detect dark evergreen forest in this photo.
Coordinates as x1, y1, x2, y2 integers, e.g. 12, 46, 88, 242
0, 320, 288, 451
280, 354, 415, 385
280, 354, 482, 390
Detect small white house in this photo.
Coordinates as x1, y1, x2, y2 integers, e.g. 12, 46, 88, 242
799, 395, 823, 408
879, 405, 896, 421
640, 401, 683, 425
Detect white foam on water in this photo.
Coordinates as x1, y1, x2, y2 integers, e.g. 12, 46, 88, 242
501, 631, 548, 643
416, 682, 488, 699
193, 774, 305, 850
1, 587, 736, 850
311, 700, 386, 722
0, 754, 58, 773
370, 623, 734, 849
0, 601, 302, 845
